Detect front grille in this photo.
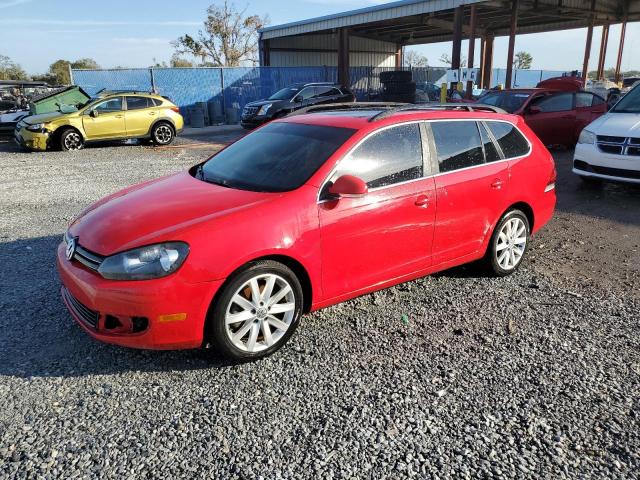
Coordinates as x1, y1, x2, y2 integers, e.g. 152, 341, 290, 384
242, 106, 259, 117
596, 136, 640, 156
73, 244, 104, 272
62, 287, 99, 328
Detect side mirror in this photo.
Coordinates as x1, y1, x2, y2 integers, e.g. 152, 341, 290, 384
293, 96, 303, 103
90, 109, 99, 118
528, 105, 542, 114
328, 175, 368, 199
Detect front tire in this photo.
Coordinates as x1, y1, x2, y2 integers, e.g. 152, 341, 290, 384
485, 209, 530, 276
59, 128, 84, 151
151, 122, 175, 146
207, 260, 303, 361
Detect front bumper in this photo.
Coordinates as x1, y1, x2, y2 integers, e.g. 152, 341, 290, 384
14, 127, 49, 151
240, 115, 270, 129
573, 143, 640, 184
56, 242, 223, 350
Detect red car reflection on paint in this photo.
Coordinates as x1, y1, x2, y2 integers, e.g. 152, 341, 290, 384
57, 104, 556, 360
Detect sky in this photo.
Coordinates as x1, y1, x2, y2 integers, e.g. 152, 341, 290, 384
1, 0, 639, 74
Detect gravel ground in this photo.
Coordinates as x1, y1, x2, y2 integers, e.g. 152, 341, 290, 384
0, 134, 638, 479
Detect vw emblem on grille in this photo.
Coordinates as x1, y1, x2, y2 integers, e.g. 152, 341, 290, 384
66, 237, 77, 260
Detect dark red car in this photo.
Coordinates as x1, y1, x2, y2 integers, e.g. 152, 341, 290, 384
57, 105, 556, 360
477, 87, 607, 146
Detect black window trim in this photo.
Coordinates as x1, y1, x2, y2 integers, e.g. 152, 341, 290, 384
425, 118, 532, 176
317, 120, 432, 203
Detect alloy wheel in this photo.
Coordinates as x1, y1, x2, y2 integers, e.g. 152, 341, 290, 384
64, 132, 82, 150
155, 125, 173, 144
495, 217, 527, 271
224, 274, 296, 353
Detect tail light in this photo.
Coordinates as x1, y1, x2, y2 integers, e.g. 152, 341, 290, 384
170, 106, 181, 114
545, 159, 557, 192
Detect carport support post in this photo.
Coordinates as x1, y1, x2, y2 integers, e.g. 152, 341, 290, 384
615, 21, 627, 83
466, 5, 477, 99
582, 0, 596, 82
505, 0, 519, 89
597, 23, 610, 80
338, 28, 350, 88
451, 6, 463, 90
481, 34, 494, 89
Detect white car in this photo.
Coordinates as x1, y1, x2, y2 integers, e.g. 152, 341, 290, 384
573, 83, 640, 184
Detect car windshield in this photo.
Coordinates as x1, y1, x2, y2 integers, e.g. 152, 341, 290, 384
268, 87, 301, 101
612, 84, 640, 113
197, 122, 356, 192
477, 91, 532, 113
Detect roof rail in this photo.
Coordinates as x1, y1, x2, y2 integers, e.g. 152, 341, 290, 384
286, 102, 406, 117
370, 103, 507, 121
96, 88, 153, 95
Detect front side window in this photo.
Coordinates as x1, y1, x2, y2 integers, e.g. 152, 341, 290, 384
330, 123, 423, 189
477, 91, 532, 113
431, 121, 484, 173
93, 97, 123, 112
268, 87, 300, 101
530, 93, 573, 112
486, 121, 530, 159
296, 87, 316, 101
126, 96, 150, 110
199, 122, 355, 192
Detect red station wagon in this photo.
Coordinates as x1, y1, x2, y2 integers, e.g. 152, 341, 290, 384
57, 104, 556, 360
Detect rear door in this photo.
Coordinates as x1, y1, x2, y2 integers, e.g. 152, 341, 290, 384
575, 92, 607, 140
124, 96, 157, 137
429, 120, 511, 265
524, 92, 575, 145
318, 122, 436, 300
82, 97, 126, 140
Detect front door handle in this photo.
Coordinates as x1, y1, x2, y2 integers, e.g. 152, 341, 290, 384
415, 195, 430, 207
149, 112, 157, 116
490, 179, 505, 189
115, 114, 124, 118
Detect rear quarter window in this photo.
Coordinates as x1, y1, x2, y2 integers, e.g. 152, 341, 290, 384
486, 121, 530, 158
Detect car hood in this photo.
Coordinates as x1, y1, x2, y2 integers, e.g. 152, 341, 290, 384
69, 171, 278, 255
588, 112, 640, 136
244, 99, 288, 108
23, 111, 69, 124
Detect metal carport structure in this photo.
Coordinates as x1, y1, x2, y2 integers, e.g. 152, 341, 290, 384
259, 0, 640, 93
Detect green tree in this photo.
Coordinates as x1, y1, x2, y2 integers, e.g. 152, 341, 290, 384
0, 54, 29, 80
513, 51, 533, 70
48, 58, 100, 84
173, 1, 268, 66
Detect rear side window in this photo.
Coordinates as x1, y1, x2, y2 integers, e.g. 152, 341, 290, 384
431, 121, 484, 173
486, 121, 530, 158
126, 96, 151, 110
331, 123, 423, 189
316, 86, 340, 97
530, 93, 573, 112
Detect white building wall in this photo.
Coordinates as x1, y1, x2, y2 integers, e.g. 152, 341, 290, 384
267, 33, 396, 68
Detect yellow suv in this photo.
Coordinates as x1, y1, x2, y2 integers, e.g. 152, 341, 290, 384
14, 92, 184, 151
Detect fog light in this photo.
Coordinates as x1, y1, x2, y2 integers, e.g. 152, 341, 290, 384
158, 313, 187, 323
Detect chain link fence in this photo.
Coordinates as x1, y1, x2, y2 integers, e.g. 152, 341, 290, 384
72, 66, 570, 125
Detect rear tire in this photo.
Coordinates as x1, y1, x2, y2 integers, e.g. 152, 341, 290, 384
484, 209, 530, 277
151, 122, 175, 146
59, 128, 84, 151
207, 260, 304, 361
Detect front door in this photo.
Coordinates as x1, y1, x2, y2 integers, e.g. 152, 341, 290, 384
429, 120, 511, 265
319, 122, 436, 300
524, 92, 575, 146
82, 97, 126, 140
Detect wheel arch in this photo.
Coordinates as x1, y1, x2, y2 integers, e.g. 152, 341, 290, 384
52, 124, 85, 145
506, 201, 535, 231
203, 254, 314, 343
147, 118, 176, 137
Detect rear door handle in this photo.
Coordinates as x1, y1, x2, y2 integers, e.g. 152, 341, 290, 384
415, 195, 430, 207
491, 179, 505, 189
149, 112, 157, 116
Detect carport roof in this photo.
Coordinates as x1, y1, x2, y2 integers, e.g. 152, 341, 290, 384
260, 0, 640, 45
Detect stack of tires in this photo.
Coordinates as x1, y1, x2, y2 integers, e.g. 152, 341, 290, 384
380, 70, 416, 103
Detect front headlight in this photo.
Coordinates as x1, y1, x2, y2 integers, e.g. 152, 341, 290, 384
98, 242, 189, 280
26, 123, 46, 132
257, 103, 272, 116
578, 129, 596, 145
